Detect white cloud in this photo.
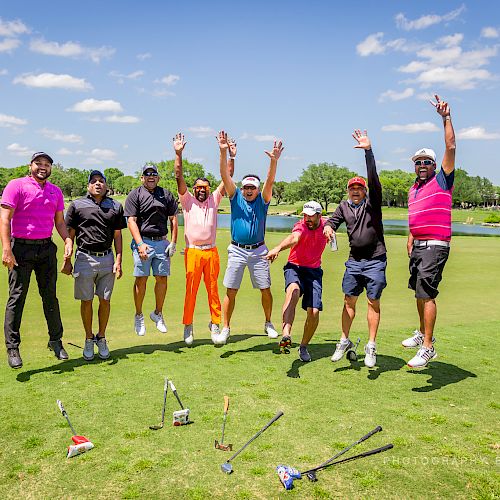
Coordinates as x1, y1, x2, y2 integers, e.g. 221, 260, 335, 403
0, 38, 21, 53
30, 38, 115, 63
56, 148, 74, 155
379, 87, 414, 102
151, 88, 176, 97
109, 70, 144, 83
67, 98, 123, 113
7, 143, 30, 156
89, 148, 116, 160
392, 147, 407, 154
155, 74, 180, 86
137, 52, 152, 60
13, 72, 92, 90
38, 128, 83, 143
0, 113, 27, 128
0, 69, 8, 76
395, 4, 465, 31
254, 135, 277, 142
356, 32, 386, 56
382, 122, 440, 133
82, 157, 103, 165
0, 18, 30, 37
456, 126, 500, 140
104, 115, 140, 124
415, 66, 492, 90
188, 126, 215, 138
481, 27, 499, 39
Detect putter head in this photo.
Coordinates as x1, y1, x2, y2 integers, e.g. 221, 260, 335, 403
67, 441, 94, 458
306, 472, 318, 482
215, 440, 233, 451
220, 462, 233, 474
149, 423, 164, 431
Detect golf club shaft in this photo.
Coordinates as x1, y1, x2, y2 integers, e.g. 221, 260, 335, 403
160, 378, 169, 424
220, 396, 229, 443
227, 411, 284, 463
169, 381, 184, 409
302, 425, 382, 473
57, 400, 78, 436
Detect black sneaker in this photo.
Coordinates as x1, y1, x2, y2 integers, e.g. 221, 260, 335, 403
7, 348, 23, 369
298, 345, 311, 362
47, 340, 69, 360
279, 335, 292, 354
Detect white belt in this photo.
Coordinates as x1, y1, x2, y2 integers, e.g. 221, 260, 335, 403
413, 239, 450, 248
187, 243, 216, 250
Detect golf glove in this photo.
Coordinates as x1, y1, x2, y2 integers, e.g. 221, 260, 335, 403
166, 242, 176, 257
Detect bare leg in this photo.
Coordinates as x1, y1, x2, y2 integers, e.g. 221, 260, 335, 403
342, 295, 358, 340
260, 287, 273, 322
282, 284, 300, 337
222, 288, 238, 328
133, 277, 148, 315
416, 298, 425, 333
301, 308, 320, 346
422, 298, 436, 348
153, 276, 168, 314
366, 298, 380, 343
97, 297, 111, 337
80, 300, 93, 339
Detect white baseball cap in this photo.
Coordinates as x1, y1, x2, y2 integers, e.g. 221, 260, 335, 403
411, 148, 436, 162
302, 201, 322, 216
241, 176, 260, 189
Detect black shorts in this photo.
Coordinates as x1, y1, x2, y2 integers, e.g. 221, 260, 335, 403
284, 262, 323, 311
408, 245, 450, 299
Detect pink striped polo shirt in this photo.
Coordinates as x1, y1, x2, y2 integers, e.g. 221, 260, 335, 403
408, 170, 454, 242
1, 176, 65, 239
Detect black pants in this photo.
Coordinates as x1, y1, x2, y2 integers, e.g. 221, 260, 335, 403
4, 240, 63, 349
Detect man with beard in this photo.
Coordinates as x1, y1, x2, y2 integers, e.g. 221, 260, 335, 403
402, 95, 456, 369
125, 164, 178, 336
266, 201, 328, 362
173, 132, 234, 345
62, 170, 126, 361
217, 130, 283, 345
1, 152, 72, 368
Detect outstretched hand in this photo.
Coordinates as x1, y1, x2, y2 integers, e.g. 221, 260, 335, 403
352, 129, 371, 150
264, 140, 284, 161
430, 94, 450, 117
217, 130, 229, 151
173, 132, 187, 154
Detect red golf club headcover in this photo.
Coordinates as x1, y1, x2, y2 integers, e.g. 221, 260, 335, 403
71, 435, 90, 445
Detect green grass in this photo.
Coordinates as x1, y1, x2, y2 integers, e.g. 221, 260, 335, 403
1, 230, 499, 499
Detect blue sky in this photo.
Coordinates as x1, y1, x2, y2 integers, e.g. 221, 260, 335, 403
1, 1, 500, 183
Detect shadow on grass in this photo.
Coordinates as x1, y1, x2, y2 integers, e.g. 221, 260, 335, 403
16, 334, 256, 383
333, 354, 406, 380
408, 361, 477, 392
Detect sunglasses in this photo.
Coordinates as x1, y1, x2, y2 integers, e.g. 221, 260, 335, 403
414, 160, 435, 166
143, 172, 159, 177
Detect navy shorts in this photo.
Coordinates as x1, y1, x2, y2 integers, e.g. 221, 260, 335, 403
408, 245, 449, 299
284, 262, 323, 311
342, 255, 387, 299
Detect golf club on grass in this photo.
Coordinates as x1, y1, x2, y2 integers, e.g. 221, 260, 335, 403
56, 400, 94, 458
215, 395, 232, 451
169, 380, 191, 425
346, 337, 361, 362
221, 410, 284, 474
149, 377, 169, 430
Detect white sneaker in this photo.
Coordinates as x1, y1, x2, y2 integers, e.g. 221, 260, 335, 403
407, 346, 437, 369
364, 343, 376, 368
83, 338, 95, 361
217, 327, 230, 346
96, 336, 110, 359
150, 311, 167, 333
183, 324, 194, 346
402, 330, 435, 348
264, 322, 279, 339
331, 339, 353, 362
134, 314, 146, 336
209, 322, 220, 344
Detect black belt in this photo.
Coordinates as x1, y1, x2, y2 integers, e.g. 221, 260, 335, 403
143, 235, 165, 241
78, 248, 112, 257
13, 237, 52, 245
231, 240, 265, 250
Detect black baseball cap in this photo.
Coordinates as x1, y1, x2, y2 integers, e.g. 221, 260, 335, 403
88, 170, 107, 183
31, 152, 54, 164
142, 164, 158, 174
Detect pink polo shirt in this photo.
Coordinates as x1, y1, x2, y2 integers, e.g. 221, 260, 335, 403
180, 187, 223, 246
288, 218, 328, 269
1, 176, 65, 239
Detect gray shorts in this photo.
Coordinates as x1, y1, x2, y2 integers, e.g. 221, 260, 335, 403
223, 243, 271, 290
73, 251, 115, 301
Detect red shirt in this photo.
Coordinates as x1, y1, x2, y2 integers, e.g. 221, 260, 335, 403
288, 218, 328, 269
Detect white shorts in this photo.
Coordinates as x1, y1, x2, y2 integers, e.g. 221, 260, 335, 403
223, 244, 271, 290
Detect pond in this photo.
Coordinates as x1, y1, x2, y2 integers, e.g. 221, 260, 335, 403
177, 214, 500, 237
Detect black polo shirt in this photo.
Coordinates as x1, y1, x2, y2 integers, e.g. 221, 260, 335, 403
124, 185, 178, 238
65, 195, 126, 252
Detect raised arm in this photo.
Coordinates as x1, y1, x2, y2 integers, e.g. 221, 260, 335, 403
173, 132, 188, 195
266, 231, 301, 263
431, 95, 455, 175
262, 140, 284, 204
218, 130, 236, 198
353, 129, 382, 207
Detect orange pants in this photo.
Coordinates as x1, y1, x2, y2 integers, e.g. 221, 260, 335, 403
183, 247, 221, 325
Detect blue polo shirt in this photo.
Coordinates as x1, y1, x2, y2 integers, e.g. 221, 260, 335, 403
230, 188, 269, 245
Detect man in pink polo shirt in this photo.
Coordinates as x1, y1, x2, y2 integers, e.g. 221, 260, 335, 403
173, 133, 234, 346
402, 95, 456, 369
266, 201, 328, 362
1, 152, 73, 368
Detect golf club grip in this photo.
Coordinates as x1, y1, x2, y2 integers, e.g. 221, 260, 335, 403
224, 396, 229, 413
357, 425, 382, 444
228, 411, 284, 461
57, 399, 66, 415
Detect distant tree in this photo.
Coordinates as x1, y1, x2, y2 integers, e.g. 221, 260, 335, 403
453, 168, 481, 206
272, 181, 287, 205
114, 175, 140, 194
379, 170, 415, 207
104, 168, 125, 192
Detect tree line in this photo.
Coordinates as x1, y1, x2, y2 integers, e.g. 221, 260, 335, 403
1, 160, 498, 210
